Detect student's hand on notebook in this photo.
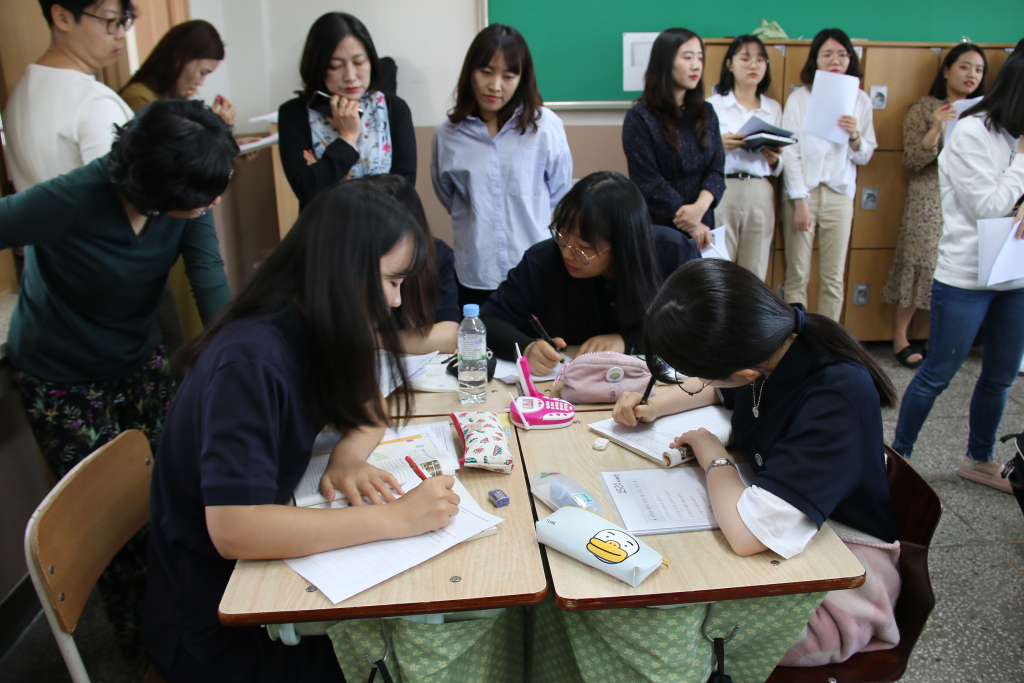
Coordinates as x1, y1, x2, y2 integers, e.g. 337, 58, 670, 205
525, 337, 566, 375
579, 333, 625, 355
670, 428, 728, 470
321, 460, 405, 506
388, 475, 461, 535
613, 391, 659, 427
722, 132, 746, 151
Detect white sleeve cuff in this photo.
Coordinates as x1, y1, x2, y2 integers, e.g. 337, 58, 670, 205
736, 485, 819, 559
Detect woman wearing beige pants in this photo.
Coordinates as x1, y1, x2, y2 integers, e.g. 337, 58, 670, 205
780, 29, 876, 321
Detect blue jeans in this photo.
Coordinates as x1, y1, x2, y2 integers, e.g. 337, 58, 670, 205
892, 281, 1024, 462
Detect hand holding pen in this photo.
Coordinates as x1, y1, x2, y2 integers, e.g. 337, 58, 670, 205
316, 90, 364, 146
525, 314, 566, 375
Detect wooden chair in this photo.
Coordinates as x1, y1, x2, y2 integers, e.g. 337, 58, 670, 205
765, 446, 943, 682
23, 430, 162, 683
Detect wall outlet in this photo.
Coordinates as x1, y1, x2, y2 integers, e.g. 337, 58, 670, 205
852, 283, 870, 306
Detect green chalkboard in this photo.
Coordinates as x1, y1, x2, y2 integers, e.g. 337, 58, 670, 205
488, 0, 1023, 102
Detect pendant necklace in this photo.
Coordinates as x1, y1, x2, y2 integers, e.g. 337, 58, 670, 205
751, 376, 767, 418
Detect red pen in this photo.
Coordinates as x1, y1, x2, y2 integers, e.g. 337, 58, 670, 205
405, 456, 428, 480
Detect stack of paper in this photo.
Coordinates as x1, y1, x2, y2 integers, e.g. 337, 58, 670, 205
737, 116, 797, 151
701, 226, 731, 261
588, 405, 733, 467
602, 465, 754, 535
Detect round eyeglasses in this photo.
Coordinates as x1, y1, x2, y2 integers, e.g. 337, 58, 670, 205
550, 228, 611, 266
679, 376, 711, 396
81, 10, 135, 35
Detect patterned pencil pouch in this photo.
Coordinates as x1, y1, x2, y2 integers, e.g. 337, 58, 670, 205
449, 411, 515, 474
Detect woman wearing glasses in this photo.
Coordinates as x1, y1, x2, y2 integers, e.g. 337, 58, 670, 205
3, 0, 135, 191
480, 171, 699, 374
614, 258, 901, 665
0, 99, 234, 657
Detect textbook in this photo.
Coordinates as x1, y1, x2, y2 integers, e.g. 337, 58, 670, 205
588, 405, 734, 467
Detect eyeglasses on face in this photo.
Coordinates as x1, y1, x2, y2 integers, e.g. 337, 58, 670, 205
550, 228, 611, 266
679, 376, 711, 396
81, 10, 135, 35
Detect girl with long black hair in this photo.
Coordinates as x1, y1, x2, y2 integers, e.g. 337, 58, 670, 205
614, 258, 901, 664
480, 171, 699, 374
622, 28, 725, 251
143, 182, 461, 680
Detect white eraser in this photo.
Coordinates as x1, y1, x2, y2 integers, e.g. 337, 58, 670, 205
593, 438, 610, 451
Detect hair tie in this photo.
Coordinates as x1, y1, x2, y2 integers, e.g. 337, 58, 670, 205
791, 303, 805, 334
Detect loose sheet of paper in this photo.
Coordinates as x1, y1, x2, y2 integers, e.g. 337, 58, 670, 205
589, 406, 734, 465
285, 480, 503, 604
377, 351, 439, 397
986, 220, 1024, 287
701, 226, 730, 260
602, 465, 755, 535
237, 133, 278, 154
409, 355, 460, 392
622, 32, 659, 91
944, 96, 983, 146
494, 353, 572, 384
803, 70, 860, 145
977, 218, 1024, 287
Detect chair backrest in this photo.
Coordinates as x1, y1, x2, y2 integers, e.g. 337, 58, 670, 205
24, 430, 153, 633
884, 445, 942, 548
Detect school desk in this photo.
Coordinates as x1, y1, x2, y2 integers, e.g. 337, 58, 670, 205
515, 410, 866, 611
218, 416, 546, 627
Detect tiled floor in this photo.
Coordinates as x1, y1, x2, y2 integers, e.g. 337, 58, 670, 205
1, 344, 1022, 682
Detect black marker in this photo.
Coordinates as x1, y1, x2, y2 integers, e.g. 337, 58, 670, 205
640, 376, 657, 405
529, 314, 563, 363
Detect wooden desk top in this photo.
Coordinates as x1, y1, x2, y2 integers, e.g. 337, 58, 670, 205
219, 417, 547, 626
516, 411, 866, 611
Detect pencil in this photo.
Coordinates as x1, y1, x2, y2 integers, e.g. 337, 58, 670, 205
640, 376, 657, 405
315, 90, 364, 116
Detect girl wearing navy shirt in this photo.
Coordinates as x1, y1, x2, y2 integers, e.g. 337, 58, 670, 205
360, 174, 460, 354
614, 259, 900, 664
143, 183, 461, 681
622, 28, 726, 251
480, 171, 699, 375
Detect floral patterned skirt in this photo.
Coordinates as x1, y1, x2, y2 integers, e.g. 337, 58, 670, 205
14, 347, 177, 659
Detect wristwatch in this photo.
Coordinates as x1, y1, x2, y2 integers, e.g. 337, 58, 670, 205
850, 131, 861, 142
705, 457, 737, 476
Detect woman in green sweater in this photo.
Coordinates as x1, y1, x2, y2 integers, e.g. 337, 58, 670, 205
0, 98, 234, 656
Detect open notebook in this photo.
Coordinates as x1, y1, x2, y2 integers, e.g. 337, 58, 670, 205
588, 405, 733, 467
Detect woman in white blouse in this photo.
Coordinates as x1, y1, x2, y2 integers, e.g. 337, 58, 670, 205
431, 24, 573, 308
707, 35, 783, 281
781, 28, 876, 321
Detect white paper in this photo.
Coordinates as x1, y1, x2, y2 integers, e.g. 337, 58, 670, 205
248, 111, 279, 124
803, 70, 860, 145
285, 485, 503, 604
987, 220, 1024, 287
701, 226, 730, 260
588, 405, 734, 467
944, 96, 983, 146
236, 133, 278, 154
494, 353, 572, 384
622, 32, 659, 91
409, 355, 459, 392
602, 465, 754, 535
377, 351, 438, 397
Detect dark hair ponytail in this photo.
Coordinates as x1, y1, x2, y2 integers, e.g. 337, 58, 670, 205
643, 259, 896, 408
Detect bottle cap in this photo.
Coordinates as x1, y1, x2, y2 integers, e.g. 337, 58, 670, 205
462, 304, 480, 317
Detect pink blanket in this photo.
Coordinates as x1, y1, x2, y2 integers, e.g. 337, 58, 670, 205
780, 520, 902, 666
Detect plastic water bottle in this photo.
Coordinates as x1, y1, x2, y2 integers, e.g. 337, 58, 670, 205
457, 304, 487, 404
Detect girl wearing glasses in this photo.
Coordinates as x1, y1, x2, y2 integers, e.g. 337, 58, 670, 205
614, 258, 901, 665
780, 28, 877, 321
706, 35, 783, 281
480, 171, 699, 375
4, 0, 135, 191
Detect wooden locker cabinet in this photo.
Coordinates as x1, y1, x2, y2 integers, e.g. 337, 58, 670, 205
844, 249, 897, 341
703, 43, 786, 106
852, 151, 912, 250
770, 247, 821, 314
862, 46, 942, 151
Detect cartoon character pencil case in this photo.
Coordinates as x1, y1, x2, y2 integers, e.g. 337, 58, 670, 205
535, 506, 665, 587
449, 411, 514, 473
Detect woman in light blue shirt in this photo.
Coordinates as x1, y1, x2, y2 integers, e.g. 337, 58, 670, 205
431, 24, 573, 307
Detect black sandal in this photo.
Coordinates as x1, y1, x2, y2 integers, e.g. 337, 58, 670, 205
895, 345, 924, 369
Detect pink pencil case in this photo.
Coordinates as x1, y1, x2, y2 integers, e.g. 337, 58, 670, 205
449, 411, 514, 474
553, 352, 655, 404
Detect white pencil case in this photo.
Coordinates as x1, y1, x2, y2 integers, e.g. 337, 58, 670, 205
535, 506, 665, 587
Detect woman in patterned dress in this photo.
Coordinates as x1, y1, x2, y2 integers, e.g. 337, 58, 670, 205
881, 44, 987, 367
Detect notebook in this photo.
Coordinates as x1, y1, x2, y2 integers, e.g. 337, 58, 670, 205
588, 405, 734, 467
377, 351, 439, 397
408, 354, 460, 392
602, 464, 754, 535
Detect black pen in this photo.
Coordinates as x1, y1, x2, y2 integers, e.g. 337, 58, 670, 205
529, 314, 563, 363
640, 376, 657, 405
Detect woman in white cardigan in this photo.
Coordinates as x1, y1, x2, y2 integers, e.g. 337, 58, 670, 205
892, 51, 1024, 492
780, 29, 876, 321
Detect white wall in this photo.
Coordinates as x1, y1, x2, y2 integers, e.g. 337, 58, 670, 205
191, 0, 479, 134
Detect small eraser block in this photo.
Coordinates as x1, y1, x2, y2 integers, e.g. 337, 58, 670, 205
593, 438, 610, 451
488, 489, 510, 507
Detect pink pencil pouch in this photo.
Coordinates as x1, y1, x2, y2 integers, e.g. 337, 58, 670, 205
449, 411, 514, 474
553, 352, 655, 404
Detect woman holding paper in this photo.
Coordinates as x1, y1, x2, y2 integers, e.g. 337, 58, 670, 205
622, 28, 726, 252
613, 258, 901, 665
143, 183, 461, 680
891, 52, 1024, 492
780, 28, 876, 321
707, 35, 784, 280
881, 44, 988, 368
480, 171, 699, 373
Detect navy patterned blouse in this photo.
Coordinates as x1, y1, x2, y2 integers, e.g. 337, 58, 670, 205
622, 100, 726, 229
